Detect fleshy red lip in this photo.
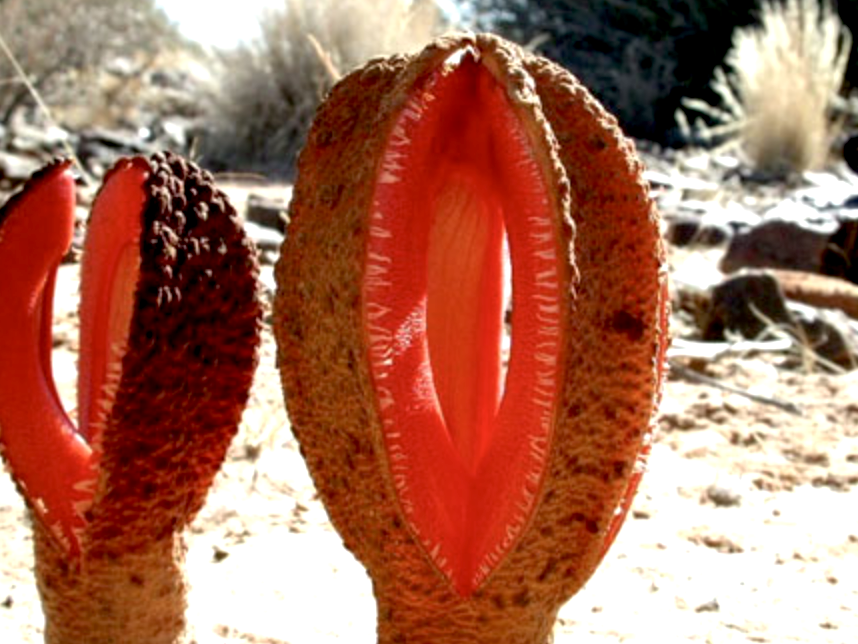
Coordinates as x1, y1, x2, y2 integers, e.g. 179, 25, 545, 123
365, 53, 566, 595
0, 161, 94, 554
0, 158, 147, 555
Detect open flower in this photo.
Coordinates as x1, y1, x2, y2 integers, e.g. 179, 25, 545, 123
0, 153, 261, 644
275, 33, 669, 643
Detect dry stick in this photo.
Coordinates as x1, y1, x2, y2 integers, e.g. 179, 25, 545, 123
211, 171, 272, 184
668, 301, 834, 416
668, 360, 803, 416
669, 293, 854, 416
306, 33, 342, 83
748, 302, 849, 374
0, 30, 92, 186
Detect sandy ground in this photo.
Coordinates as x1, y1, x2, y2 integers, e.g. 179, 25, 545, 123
1, 259, 857, 643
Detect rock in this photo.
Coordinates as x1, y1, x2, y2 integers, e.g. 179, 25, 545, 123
763, 198, 836, 227
644, 169, 721, 201
666, 216, 701, 246
695, 598, 720, 613
243, 221, 284, 252
821, 215, 858, 283
700, 269, 858, 369
9, 122, 70, 155
843, 134, 858, 174
76, 128, 156, 178
721, 216, 837, 274
72, 127, 156, 179
0, 151, 41, 187
702, 272, 793, 340
705, 483, 742, 507
246, 193, 289, 233
666, 214, 732, 247
795, 171, 858, 211
701, 270, 858, 368
105, 55, 139, 78
79, 127, 154, 154
157, 118, 192, 151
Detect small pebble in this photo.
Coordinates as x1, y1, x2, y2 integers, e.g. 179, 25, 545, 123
695, 598, 720, 613
705, 483, 742, 507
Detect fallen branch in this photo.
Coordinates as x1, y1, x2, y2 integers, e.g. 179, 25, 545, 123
306, 33, 341, 83
668, 360, 803, 416
668, 337, 794, 361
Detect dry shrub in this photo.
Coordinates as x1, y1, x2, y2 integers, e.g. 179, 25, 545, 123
198, 0, 442, 178
0, 0, 177, 125
681, 0, 852, 177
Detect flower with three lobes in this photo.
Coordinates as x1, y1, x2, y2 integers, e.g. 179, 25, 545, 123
275, 33, 669, 643
0, 153, 261, 644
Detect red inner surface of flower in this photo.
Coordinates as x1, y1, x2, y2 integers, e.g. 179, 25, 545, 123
0, 161, 146, 554
78, 161, 146, 443
364, 51, 564, 596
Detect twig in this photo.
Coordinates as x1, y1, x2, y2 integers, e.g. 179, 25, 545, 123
748, 302, 849, 374
668, 360, 803, 416
212, 171, 272, 184
668, 337, 794, 361
306, 33, 341, 83
0, 29, 92, 186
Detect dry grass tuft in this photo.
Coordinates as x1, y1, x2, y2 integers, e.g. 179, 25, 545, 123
680, 0, 851, 178
198, 0, 442, 178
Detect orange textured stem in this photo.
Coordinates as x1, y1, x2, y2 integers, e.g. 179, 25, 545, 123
34, 523, 188, 644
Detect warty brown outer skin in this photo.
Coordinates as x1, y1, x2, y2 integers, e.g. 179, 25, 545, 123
35, 152, 262, 644
275, 33, 667, 643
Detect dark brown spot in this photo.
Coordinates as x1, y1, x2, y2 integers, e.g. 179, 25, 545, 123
559, 511, 586, 527
610, 310, 645, 342
513, 588, 531, 607
588, 135, 608, 152
566, 403, 582, 419
537, 557, 557, 582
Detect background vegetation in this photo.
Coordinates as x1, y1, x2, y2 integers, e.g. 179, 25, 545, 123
680, 0, 851, 177
0, 0, 855, 179
196, 0, 442, 176
0, 0, 180, 124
